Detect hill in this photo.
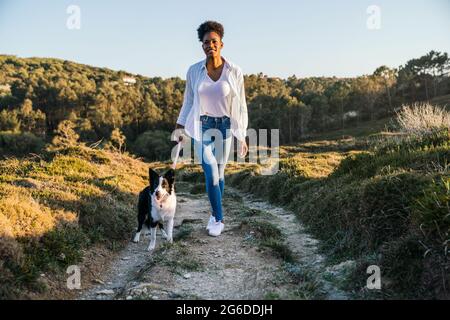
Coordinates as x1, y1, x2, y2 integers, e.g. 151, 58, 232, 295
0, 145, 158, 298
1, 108, 449, 299
2, 51, 449, 158
222, 114, 450, 299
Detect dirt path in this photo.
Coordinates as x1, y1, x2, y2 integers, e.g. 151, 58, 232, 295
238, 192, 352, 300
79, 181, 352, 300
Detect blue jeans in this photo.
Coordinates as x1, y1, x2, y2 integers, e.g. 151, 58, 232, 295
193, 115, 232, 222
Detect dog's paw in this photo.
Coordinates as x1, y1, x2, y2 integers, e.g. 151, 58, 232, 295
167, 237, 173, 244
132, 233, 140, 243
147, 244, 156, 251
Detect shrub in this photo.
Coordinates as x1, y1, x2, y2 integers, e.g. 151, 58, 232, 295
109, 128, 126, 152
226, 110, 450, 298
0, 109, 20, 132
131, 130, 172, 161
27, 224, 89, 271
412, 177, 450, 255
0, 131, 45, 156
395, 103, 450, 136
51, 145, 112, 165
45, 155, 97, 179
52, 120, 79, 146
0, 194, 56, 238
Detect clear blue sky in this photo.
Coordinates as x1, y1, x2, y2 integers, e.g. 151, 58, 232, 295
0, 0, 449, 79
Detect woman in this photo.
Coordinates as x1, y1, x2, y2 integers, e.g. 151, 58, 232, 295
175, 20, 248, 237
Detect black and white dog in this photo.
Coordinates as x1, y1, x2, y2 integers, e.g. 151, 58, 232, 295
132, 168, 176, 251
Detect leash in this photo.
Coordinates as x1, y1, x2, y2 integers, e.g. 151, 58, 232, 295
171, 141, 182, 170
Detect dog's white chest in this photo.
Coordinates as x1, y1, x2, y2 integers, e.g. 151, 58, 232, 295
151, 194, 176, 222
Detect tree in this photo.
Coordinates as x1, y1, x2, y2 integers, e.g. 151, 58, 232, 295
110, 128, 126, 153
424, 51, 449, 97
309, 94, 330, 132
398, 51, 450, 101
18, 99, 46, 136
326, 81, 351, 129
353, 76, 383, 121
52, 120, 79, 146
373, 66, 397, 114
0, 109, 20, 132
296, 101, 313, 138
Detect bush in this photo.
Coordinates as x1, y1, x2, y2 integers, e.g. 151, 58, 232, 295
52, 120, 79, 147
412, 177, 450, 255
226, 114, 450, 298
395, 103, 450, 136
0, 144, 147, 298
109, 128, 126, 152
27, 224, 89, 271
131, 130, 172, 161
0, 109, 20, 132
0, 131, 45, 156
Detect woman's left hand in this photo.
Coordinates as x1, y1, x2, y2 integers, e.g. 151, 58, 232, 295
240, 140, 248, 158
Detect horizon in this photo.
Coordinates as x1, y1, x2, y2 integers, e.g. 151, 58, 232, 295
1, 0, 450, 80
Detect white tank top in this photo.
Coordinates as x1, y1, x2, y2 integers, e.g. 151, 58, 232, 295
198, 68, 232, 117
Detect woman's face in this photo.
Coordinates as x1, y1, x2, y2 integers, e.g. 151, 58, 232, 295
202, 31, 223, 59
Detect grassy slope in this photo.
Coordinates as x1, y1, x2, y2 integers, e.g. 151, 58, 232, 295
1, 116, 448, 299
225, 118, 449, 299
0, 144, 168, 299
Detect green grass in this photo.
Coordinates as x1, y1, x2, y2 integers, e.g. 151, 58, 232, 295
174, 224, 194, 241
226, 123, 450, 299
0, 144, 149, 299
239, 218, 295, 263
141, 242, 203, 276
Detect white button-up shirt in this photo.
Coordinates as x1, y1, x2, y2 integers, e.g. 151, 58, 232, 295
176, 56, 248, 142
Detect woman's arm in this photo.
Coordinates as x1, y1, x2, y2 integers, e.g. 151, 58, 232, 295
238, 70, 248, 135
237, 69, 248, 156
176, 67, 194, 128
175, 67, 193, 141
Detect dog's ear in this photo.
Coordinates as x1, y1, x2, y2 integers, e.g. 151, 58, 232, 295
149, 168, 159, 184
164, 169, 175, 185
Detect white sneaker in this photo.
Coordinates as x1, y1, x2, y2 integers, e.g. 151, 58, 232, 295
206, 215, 215, 231
208, 221, 224, 237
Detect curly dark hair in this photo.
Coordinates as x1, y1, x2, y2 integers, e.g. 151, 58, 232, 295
197, 21, 224, 42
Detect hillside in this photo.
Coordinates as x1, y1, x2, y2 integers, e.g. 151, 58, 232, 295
2, 51, 448, 160
1, 52, 449, 299
223, 115, 450, 299
0, 145, 155, 298
1, 110, 449, 299
0, 142, 347, 300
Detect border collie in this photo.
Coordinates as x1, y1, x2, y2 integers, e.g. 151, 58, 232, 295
132, 168, 176, 251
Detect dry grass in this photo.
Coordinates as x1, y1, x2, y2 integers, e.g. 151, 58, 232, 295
279, 149, 363, 179
0, 144, 154, 299
222, 114, 450, 299
395, 103, 450, 136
